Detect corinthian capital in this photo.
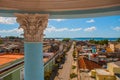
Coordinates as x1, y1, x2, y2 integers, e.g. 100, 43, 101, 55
15, 13, 49, 42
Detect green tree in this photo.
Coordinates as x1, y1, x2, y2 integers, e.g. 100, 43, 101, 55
89, 39, 95, 43
72, 50, 76, 58
103, 39, 108, 44
44, 71, 51, 80
0, 39, 3, 44
70, 73, 77, 79
89, 39, 108, 45
116, 38, 120, 42
62, 38, 70, 42
72, 65, 76, 69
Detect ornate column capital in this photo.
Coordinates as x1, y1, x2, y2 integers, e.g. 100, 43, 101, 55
15, 13, 49, 42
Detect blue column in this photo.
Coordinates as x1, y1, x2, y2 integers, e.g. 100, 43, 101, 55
24, 42, 44, 80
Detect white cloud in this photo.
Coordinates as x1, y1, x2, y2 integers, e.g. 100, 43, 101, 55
0, 25, 82, 36
0, 17, 65, 24
45, 26, 68, 32
86, 19, 95, 23
0, 28, 23, 33
0, 17, 16, 24
49, 19, 65, 22
69, 28, 82, 31
113, 27, 120, 31
45, 25, 82, 32
84, 26, 96, 32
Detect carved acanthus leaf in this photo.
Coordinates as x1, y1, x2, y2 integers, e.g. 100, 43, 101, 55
15, 14, 49, 42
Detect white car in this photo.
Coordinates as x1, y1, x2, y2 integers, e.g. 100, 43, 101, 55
58, 64, 63, 69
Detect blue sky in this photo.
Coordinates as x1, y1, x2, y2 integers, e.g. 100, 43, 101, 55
0, 15, 120, 38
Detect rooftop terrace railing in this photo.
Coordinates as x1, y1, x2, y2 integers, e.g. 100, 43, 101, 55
0, 57, 24, 73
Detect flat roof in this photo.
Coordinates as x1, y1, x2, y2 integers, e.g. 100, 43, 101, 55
0, 54, 24, 66
114, 61, 120, 67
96, 69, 112, 75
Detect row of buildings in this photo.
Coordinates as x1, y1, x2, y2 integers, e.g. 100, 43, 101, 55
0, 37, 72, 80
91, 61, 120, 80
76, 40, 120, 80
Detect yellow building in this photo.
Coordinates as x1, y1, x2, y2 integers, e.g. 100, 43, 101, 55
109, 43, 115, 52
91, 70, 96, 77
106, 47, 113, 53
115, 43, 120, 52
108, 42, 120, 52
95, 69, 116, 80
91, 61, 120, 80
107, 61, 120, 75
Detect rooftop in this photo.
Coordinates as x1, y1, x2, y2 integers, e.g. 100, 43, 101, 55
0, 54, 24, 66
96, 69, 112, 75
114, 61, 120, 67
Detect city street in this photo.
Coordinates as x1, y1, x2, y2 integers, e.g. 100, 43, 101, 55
54, 44, 74, 80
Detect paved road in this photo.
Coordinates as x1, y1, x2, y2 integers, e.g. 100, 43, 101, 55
54, 44, 74, 80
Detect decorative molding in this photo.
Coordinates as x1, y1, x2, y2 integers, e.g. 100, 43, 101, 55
15, 14, 49, 42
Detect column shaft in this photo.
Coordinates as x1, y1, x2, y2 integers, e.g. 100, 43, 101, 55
15, 14, 49, 80
24, 42, 44, 80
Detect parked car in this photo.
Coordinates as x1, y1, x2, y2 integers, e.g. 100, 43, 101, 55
74, 58, 77, 61
58, 64, 63, 69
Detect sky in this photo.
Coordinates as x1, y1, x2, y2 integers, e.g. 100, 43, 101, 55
0, 15, 120, 38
